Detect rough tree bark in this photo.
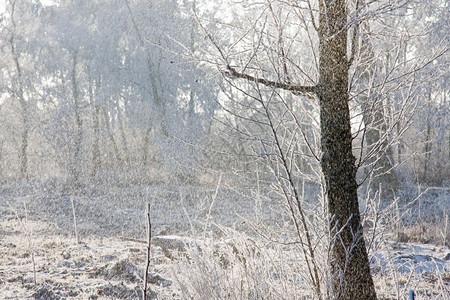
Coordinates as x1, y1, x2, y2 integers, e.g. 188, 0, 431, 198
318, 1, 376, 299
213, 0, 377, 298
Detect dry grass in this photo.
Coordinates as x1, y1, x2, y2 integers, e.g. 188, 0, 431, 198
0, 217, 176, 299
0, 215, 448, 299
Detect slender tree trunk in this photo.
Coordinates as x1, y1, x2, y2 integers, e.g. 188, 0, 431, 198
422, 88, 434, 183
423, 123, 432, 183
357, 13, 397, 200
9, 1, 29, 180
71, 52, 83, 186
142, 126, 152, 165
101, 107, 122, 165
16, 61, 29, 180
397, 121, 402, 165
117, 95, 130, 167
318, 1, 376, 299
126, 0, 168, 172
362, 99, 398, 199
88, 75, 101, 178
92, 106, 101, 175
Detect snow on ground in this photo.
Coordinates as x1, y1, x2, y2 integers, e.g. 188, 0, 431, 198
1, 215, 448, 299
371, 242, 449, 299
372, 243, 449, 274
0, 216, 178, 299
0, 182, 449, 299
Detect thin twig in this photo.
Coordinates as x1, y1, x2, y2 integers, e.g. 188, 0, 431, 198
143, 203, 152, 300
70, 196, 80, 244
203, 172, 222, 237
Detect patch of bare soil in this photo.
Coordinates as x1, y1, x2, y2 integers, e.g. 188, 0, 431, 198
0, 217, 178, 299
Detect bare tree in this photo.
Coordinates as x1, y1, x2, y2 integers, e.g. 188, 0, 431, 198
70, 51, 84, 186
353, 0, 398, 200
188, 0, 439, 298
315, 2, 377, 296
7, 0, 30, 179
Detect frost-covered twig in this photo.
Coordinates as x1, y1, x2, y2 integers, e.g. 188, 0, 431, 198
203, 172, 222, 237
143, 202, 152, 300
70, 196, 80, 244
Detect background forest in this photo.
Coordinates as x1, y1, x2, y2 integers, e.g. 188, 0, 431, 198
0, 0, 449, 299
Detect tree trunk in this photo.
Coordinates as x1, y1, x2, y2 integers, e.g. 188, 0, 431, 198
10, 0, 29, 180
422, 88, 433, 183
358, 13, 397, 200
88, 75, 101, 178
117, 95, 131, 168
362, 97, 398, 200
71, 52, 83, 186
101, 107, 122, 165
142, 126, 152, 166
318, 1, 376, 299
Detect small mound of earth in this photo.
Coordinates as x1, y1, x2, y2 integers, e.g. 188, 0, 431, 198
90, 283, 158, 299
92, 283, 144, 299
32, 284, 80, 300
147, 274, 172, 287
33, 286, 58, 300
92, 259, 141, 283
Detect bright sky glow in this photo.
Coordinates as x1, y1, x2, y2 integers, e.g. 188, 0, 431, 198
0, 0, 56, 13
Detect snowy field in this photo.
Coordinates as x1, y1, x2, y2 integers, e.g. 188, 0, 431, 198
1, 181, 449, 299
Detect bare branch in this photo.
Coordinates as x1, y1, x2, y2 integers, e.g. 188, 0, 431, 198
225, 65, 317, 96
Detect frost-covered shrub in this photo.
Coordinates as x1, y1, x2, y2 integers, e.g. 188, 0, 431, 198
173, 231, 321, 300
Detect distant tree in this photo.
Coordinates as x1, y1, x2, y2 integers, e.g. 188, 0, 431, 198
0, 0, 216, 183
352, 0, 398, 200
1, 0, 39, 179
